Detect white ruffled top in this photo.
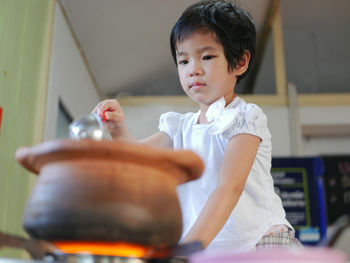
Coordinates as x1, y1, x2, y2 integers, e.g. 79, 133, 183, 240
158, 96, 291, 252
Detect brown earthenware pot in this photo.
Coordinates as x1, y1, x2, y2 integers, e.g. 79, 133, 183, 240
16, 139, 204, 246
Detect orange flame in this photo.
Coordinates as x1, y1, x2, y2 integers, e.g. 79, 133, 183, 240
53, 241, 149, 257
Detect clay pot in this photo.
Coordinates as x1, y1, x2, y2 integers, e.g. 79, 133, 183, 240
16, 139, 204, 246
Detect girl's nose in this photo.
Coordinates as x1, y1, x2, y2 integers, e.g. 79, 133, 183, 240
189, 64, 203, 77
190, 71, 200, 77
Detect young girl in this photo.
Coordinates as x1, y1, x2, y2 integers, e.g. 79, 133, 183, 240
93, 0, 301, 252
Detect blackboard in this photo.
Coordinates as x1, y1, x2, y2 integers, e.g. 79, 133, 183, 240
271, 157, 326, 245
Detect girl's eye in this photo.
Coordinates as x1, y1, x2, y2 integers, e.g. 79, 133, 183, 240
203, 55, 215, 60
178, 60, 188, 65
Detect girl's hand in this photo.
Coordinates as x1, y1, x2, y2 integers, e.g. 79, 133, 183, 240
92, 99, 134, 141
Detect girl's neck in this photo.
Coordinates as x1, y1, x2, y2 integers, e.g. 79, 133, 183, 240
198, 93, 237, 124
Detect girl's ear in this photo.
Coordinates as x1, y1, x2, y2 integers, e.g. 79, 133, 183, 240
235, 50, 251, 76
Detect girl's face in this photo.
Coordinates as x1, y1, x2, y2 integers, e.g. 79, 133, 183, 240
176, 32, 238, 109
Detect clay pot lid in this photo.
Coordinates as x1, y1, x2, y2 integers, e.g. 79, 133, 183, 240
16, 139, 204, 185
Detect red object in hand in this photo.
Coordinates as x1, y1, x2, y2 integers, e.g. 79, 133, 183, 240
0, 106, 3, 134
101, 110, 108, 123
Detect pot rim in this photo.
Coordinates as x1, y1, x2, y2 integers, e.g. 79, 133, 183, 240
16, 139, 204, 184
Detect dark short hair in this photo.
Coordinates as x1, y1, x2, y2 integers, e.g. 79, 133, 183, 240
170, 0, 256, 83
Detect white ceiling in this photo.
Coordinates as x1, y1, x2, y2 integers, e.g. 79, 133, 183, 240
60, 0, 350, 96
60, 0, 270, 96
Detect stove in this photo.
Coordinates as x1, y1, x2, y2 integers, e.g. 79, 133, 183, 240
1, 256, 183, 263
0, 232, 202, 263
46, 253, 186, 263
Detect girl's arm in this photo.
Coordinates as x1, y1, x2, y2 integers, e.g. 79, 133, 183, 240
140, 132, 173, 149
92, 99, 172, 148
180, 133, 261, 248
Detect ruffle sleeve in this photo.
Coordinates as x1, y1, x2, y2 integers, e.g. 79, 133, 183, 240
158, 112, 182, 139
221, 104, 269, 142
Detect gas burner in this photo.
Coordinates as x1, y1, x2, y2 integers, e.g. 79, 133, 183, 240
46, 253, 187, 263
46, 242, 202, 263
1, 231, 202, 263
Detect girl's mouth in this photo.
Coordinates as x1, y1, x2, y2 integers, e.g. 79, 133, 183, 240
190, 82, 206, 90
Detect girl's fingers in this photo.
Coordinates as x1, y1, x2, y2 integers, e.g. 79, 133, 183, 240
90, 99, 129, 140
104, 111, 125, 123
92, 100, 124, 116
